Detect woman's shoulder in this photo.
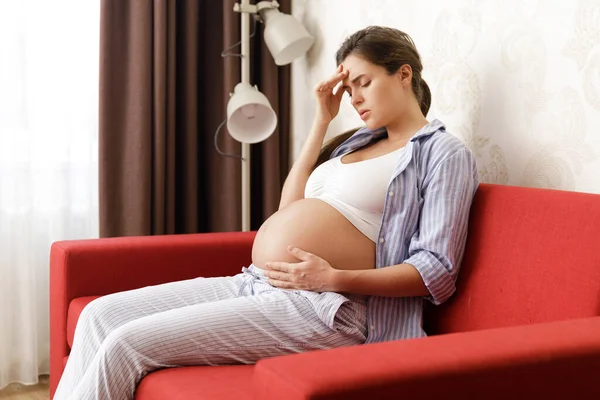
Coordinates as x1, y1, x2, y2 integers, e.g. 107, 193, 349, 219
415, 123, 477, 178
419, 122, 474, 162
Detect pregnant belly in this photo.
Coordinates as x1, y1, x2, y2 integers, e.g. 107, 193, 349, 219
251, 198, 376, 270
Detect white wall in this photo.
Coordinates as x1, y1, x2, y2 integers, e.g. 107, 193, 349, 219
291, 0, 600, 193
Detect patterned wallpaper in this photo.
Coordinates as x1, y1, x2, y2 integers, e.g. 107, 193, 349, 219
290, 0, 600, 193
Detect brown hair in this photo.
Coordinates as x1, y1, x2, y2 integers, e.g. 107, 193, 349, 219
312, 127, 361, 172
313, 26, 431, 171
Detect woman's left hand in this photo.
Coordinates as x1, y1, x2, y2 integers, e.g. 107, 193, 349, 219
262, 246, 338, 292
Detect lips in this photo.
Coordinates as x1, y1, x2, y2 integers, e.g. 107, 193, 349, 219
359, 110, 371, 120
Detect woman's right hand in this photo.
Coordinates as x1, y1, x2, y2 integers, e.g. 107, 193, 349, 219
314, 65, 349, 125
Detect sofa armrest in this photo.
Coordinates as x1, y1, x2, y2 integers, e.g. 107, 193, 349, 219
50, 231, 256, 299
49, 230, 255, 398
254, 316, 600, 400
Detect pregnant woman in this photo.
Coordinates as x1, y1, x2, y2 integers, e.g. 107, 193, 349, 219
54, 26, 479, 400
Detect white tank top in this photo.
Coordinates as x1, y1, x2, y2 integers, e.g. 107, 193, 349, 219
304, 146, 404, 242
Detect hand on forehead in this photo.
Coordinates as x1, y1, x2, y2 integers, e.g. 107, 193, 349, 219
339, 55, 372, 86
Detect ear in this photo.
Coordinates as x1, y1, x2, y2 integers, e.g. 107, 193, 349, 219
396, 64, 413, 86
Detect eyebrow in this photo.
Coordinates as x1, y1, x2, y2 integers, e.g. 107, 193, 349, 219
341, 74, 366, 89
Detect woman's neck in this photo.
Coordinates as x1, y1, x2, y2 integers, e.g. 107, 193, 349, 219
385, 102, 429, 144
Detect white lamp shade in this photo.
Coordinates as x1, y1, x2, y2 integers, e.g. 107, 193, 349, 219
226, 82, 278, 143
260, 8, 315, 66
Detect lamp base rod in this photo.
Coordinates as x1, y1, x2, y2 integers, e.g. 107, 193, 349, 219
242, 143, 250, 232
240, 0, 251, 232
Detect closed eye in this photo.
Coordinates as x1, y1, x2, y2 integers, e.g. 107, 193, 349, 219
345, 81, 371, 97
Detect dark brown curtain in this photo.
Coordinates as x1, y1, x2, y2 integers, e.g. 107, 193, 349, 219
99, 0, 290, 237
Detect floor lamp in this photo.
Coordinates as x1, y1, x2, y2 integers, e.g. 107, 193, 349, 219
224, 0, 314, 232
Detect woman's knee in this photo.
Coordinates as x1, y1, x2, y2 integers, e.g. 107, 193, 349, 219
101, 324, 136, 358
99, 321, 163, 372
76, 294, 126, 339
106, 317, 165, 354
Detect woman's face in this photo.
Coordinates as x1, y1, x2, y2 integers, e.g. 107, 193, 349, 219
340, 54, 411, 130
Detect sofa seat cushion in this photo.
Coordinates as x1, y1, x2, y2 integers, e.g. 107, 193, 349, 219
134, 365, 254, 400
61, 356, 254, 400
67, 296, 101, 348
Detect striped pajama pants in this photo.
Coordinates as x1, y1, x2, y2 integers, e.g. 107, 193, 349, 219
53, 264, 368, 400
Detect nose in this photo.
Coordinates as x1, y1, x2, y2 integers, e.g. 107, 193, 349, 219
351, 92, 363, 107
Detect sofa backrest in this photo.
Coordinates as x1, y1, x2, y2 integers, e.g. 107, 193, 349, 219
424, 183, 600, 335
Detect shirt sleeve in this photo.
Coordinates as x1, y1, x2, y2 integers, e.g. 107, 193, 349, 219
403, 147, 479, 305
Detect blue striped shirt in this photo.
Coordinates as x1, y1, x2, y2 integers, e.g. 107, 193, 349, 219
329, 119, 479, 343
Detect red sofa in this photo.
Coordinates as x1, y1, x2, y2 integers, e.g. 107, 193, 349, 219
50, 183, 600, 399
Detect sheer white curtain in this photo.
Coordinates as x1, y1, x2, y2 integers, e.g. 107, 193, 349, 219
0, 0, 99, 389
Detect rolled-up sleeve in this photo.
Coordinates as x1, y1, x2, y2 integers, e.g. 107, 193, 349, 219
403, 147, 478, 305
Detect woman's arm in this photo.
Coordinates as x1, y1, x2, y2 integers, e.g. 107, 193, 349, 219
333, 263, 429, 297
278, 120, 329, 210
264, 246, 429, 295
278, 66, 349, 210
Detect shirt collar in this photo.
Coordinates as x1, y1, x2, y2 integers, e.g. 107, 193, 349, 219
330, 119, 446, 159
352, 119, 445, 143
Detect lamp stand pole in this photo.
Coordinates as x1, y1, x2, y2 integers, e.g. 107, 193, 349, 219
240, 0, 251, 232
